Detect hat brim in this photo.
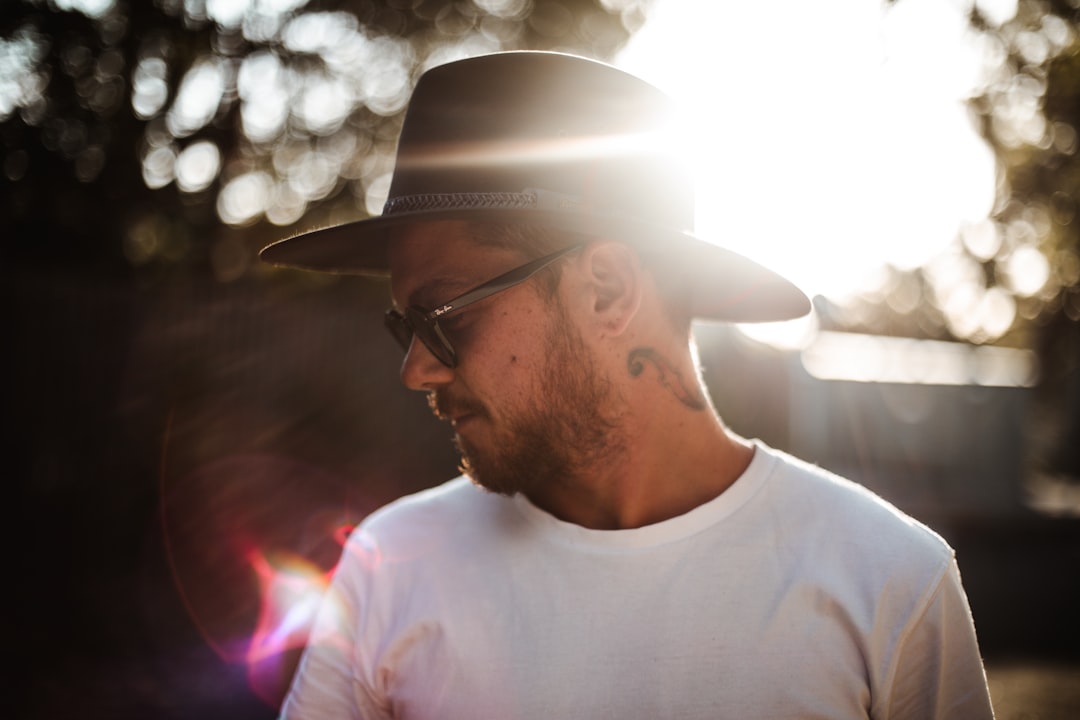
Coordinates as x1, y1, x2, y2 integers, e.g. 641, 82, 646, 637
259, 208, 810, 324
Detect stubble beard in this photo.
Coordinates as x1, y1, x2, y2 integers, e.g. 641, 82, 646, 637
442, 303, 624, 498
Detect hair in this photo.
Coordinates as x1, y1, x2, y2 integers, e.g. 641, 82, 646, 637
464, 221, 568, 296
464, 221, 693, 333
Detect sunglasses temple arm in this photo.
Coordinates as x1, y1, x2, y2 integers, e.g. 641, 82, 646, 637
439, 244, 582, 315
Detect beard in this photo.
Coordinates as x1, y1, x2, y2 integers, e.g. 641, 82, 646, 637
432, 301, 624, 498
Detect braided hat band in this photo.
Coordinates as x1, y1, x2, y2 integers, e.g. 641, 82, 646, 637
382, 189, 582, 216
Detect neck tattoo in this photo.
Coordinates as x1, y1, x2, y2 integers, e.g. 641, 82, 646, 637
627, 347, 707, 411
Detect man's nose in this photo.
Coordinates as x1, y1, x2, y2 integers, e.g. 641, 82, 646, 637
399, 337, 454, 391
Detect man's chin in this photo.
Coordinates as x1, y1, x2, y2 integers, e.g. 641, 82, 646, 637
466, 473, 520, 497
457, 446, 522, 497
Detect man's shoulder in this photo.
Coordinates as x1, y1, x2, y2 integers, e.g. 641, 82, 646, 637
354, 476, 505, 548
755, 443, 954, 565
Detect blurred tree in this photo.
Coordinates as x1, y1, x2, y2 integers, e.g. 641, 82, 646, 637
964, 0, 1079, 344
814, 0, 1080, 505
0, 0, 646, 278
820, 0, 1078, 350
964, 0, 1080, 504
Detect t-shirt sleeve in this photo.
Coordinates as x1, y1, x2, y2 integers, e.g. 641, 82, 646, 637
880, 556, 995, 719
279, 530, 392, 720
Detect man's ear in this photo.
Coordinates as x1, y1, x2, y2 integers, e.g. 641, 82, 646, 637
580, 241, 642, 337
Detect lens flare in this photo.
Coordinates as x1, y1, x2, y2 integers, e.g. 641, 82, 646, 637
243, 547, 338, 705
159, 416, 376, 708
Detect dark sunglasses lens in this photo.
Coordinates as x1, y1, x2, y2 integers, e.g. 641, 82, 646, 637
386, 308, 456, 367
407, 309, 454, 367
384, 310, 413, 351
426, 336, 454, 367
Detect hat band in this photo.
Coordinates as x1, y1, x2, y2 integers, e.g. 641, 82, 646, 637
382, 188, 585, 216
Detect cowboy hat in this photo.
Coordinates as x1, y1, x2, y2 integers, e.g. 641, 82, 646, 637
259, 51, 809, 323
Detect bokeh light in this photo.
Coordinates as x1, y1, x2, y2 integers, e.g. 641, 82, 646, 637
142, 145, 176, 189
176, 140, 222, 193
167, 57, 226, 139
132, 57, 170, 119
62, 0, 636, 265
218, 171, 272, 226
1004, 245, 1051, 297
52, 0, 116, 19
0, 29, 49, 122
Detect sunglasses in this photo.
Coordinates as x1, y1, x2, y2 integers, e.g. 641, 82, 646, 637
385, 244, 582, 368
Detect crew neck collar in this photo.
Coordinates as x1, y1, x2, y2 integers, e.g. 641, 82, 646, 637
508, 440, 776, 551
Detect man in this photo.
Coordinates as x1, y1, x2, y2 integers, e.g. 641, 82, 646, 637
261, 52, 994, 718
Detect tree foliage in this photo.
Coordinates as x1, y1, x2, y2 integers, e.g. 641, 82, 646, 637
965, 0, 1080, 492
967, 0, 1080, 337
1, 0, 644, 277
817, 0, 1079, 356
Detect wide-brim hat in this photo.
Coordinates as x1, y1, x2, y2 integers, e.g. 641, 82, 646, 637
259, 51, 809, 323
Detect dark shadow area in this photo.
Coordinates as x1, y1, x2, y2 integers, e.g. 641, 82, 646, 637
9, 267, 459, 718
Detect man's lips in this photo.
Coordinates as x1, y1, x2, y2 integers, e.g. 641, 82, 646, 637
428, 392, 485, 427
450, 413, 476, 429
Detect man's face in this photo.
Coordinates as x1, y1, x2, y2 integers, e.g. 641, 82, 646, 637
387, 221, 623, 497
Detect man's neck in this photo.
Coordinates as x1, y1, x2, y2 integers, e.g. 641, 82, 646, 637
522, 403, 754, 531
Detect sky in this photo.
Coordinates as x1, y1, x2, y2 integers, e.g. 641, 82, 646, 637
615, 0, 1006, 303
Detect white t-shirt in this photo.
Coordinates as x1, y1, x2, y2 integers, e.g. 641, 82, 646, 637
281, 442, 994, 719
